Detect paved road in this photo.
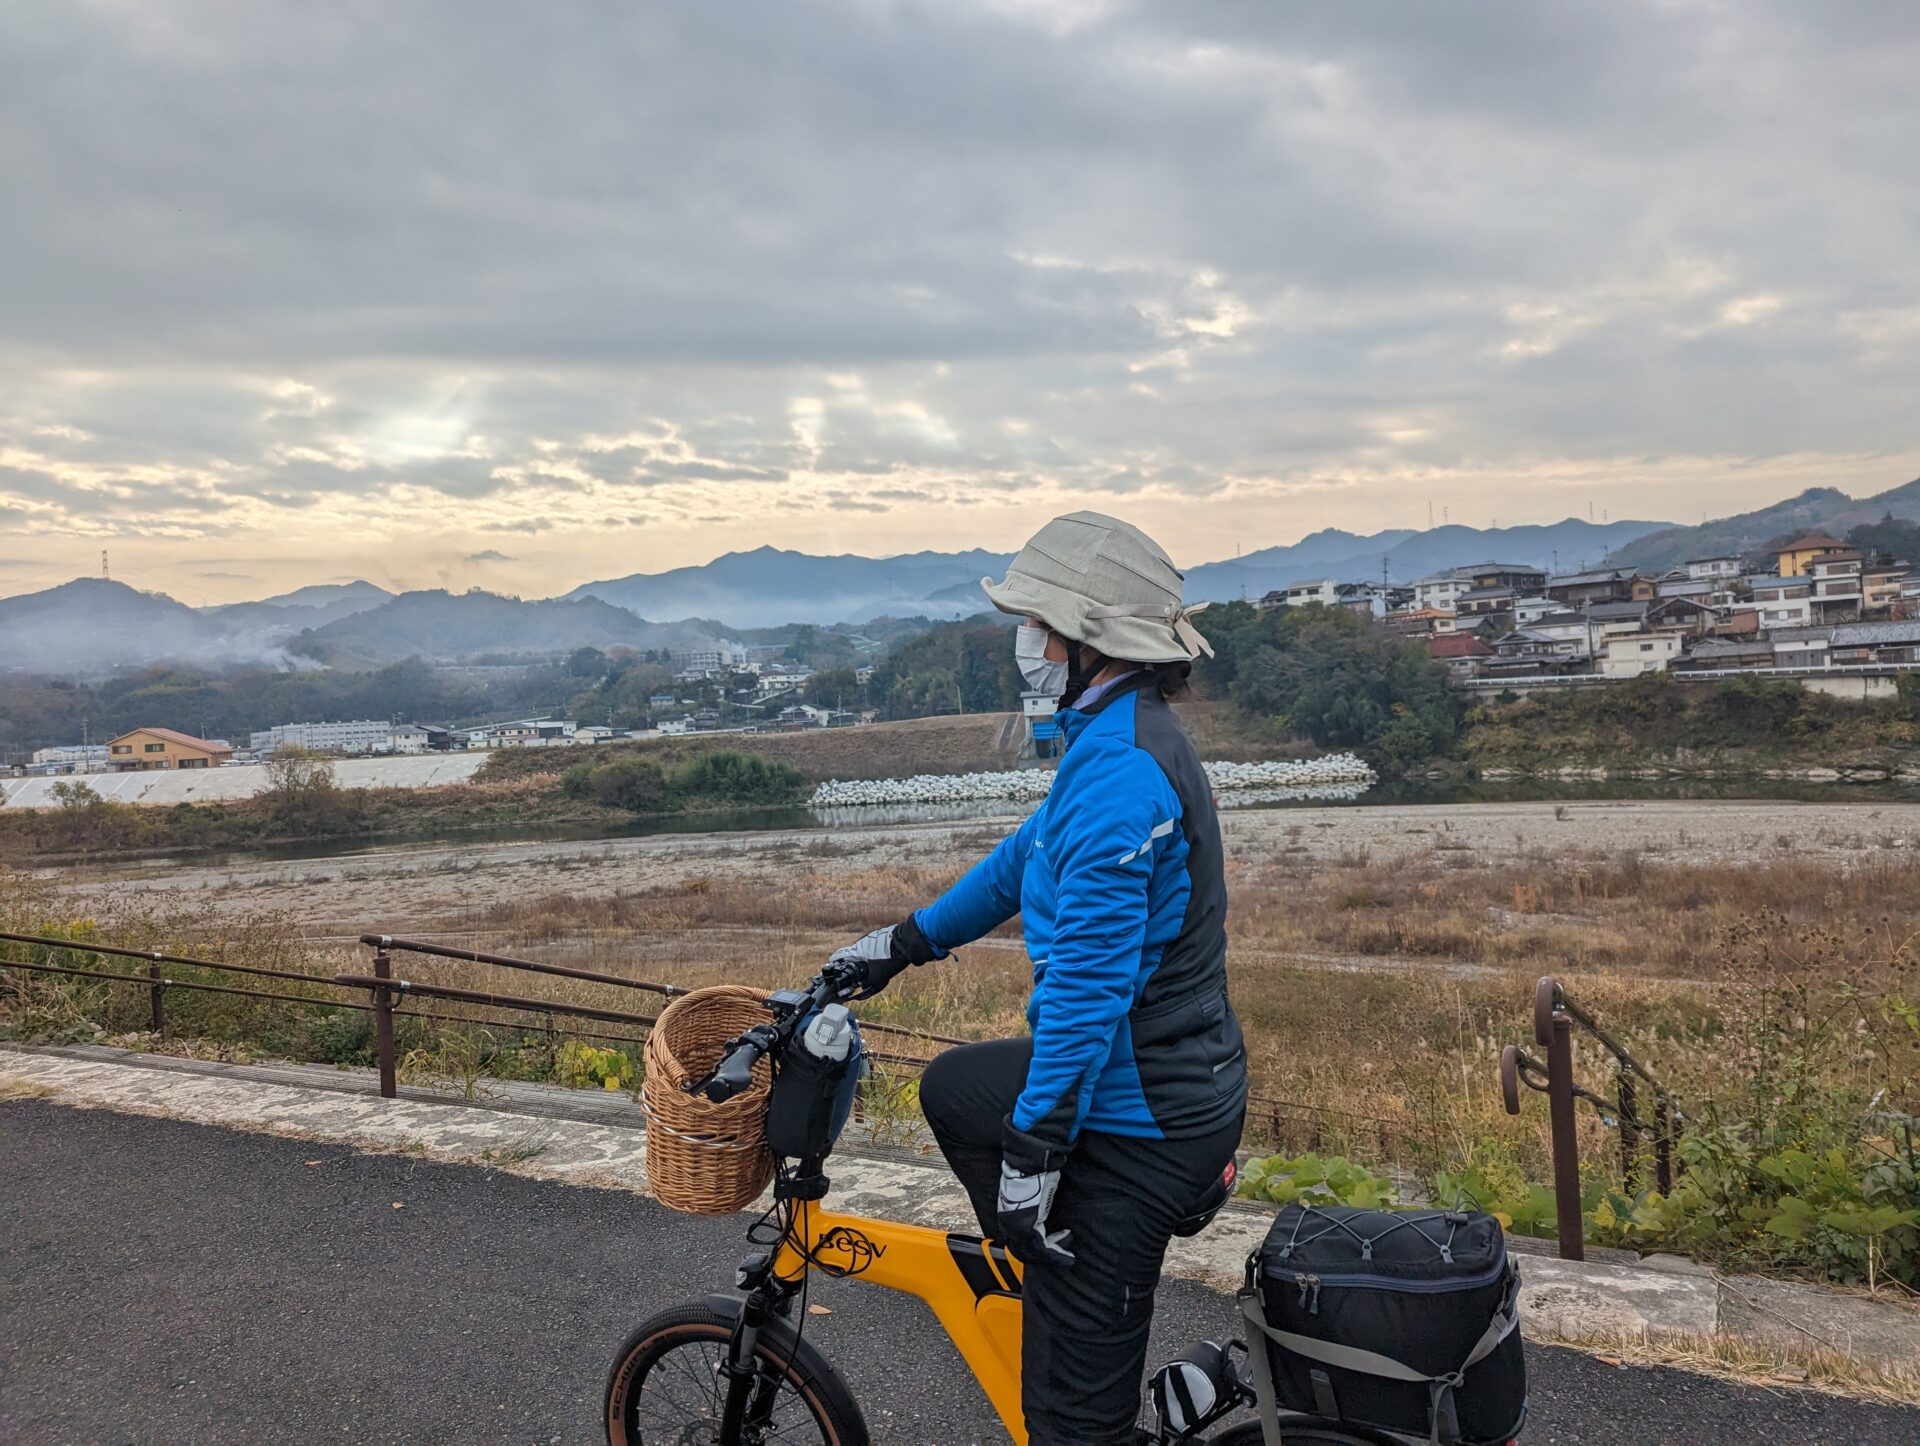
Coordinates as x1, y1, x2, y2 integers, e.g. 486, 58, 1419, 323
3, 1102, 1916, 1445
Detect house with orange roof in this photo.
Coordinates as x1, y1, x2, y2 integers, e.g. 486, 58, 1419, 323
1774, 531, 1849, 577
106, 727, 234, 772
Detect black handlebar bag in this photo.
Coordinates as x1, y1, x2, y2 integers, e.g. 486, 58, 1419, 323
1238, 1205, 1527, 1445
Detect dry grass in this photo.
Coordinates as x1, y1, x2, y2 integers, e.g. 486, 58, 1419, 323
10, 830, 1918, 1193
1531, 1331, 1920, 1408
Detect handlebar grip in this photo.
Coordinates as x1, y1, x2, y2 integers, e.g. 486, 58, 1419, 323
698, 1040, 763, 1102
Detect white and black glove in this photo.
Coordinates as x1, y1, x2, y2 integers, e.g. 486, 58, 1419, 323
828, 914, 943, 999
997, 1118, 1075, 1268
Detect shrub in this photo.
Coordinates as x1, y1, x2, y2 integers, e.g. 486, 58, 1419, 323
587, 757, 668, 812
669, 751, 806, 808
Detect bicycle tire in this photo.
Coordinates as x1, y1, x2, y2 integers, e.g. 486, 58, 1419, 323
1206, 1416, 1403, 1446
604, 1299, 868, 1446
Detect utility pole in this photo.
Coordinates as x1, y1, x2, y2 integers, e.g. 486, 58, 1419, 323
101, 549, 109, 580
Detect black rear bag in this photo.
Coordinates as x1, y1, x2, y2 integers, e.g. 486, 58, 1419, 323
1243, 1205, 1526, 1445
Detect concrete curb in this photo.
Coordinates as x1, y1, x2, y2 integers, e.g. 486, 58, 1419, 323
4, 1044, 1915, 1375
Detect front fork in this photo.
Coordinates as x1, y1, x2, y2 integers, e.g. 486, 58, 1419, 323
719, 1253, 795, 1442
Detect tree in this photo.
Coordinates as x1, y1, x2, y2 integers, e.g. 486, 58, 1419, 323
566, 646, 610, 678
1847, 514, 1920, 567
1197, 602, 1460, 767
49, 780, 103, 811
802, 667, 862, 711
261, 747, 360, 834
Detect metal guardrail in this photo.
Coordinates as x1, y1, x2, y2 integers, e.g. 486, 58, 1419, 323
2, 929, 1412, 1157
1499, 976, 1684, 1261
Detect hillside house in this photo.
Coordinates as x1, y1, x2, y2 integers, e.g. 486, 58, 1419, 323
1711, 608, 1761, 638
1547, 568, 1642, 608
1383, 606, 1457, 637
1427, 632, 1493, 678
1645, 596, 1718, 637
1653, 571, 1714, 600
1806, 551, 1865, 621
1685, 555, 1743, 581
1455, 584, 1517, 617
1411, 571, 1471, 612
1829, 620, 1920, 666
1586, 600, 1652, 638
107, 727, 232, 772
1863, 565, 1907, 615
1273, 578, 1339, 608
1528, 612, 1596, 658
1674, 638, 1774, 672
1600, 632, 1681, 678
1770, 625, 1833, 669
1776, 532, 1850, 578
1512, 596, 1559, 626
1458, 562, 1547, 593
1747, 576, 1814, 629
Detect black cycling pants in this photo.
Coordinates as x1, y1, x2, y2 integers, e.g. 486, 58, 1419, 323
919, 1037, 1244, 1446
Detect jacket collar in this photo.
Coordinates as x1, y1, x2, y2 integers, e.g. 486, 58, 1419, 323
1059, 669, 1153, 745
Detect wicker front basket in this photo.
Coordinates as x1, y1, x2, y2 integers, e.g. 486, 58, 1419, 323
642, 985, 775, 1214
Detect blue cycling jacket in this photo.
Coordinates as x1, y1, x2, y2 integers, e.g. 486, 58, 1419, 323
914, 673, 1246, 1146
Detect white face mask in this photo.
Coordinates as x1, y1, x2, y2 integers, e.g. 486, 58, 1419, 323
1014, 624, 1069, 698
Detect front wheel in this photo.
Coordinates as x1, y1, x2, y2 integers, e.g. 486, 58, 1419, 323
1206, 1417, 1403, 1445
604, 1299, 868, 1445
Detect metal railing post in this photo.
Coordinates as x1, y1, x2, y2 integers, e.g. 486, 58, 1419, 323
1535, 977, 1585, 1262
148, 952, 166, 1036
1655, 1096, 1676, 1194
1617, 1067, 1639, 1190
372, 937, 398, 1099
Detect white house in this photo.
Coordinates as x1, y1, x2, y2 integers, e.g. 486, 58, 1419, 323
1512, 596, 1559, 626
1747, 576, 1815, 629
1600, 632, 1682, 678
1770, 625, 1833, 670
1277, 578, 1339, 608
1685, 555, 1743, 581
1413, 571, 1472, 612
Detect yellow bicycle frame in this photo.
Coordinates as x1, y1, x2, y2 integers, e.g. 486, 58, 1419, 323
772, 1200, 1030, 1443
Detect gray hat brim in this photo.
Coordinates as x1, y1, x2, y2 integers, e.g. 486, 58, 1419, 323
980, 574, 1195, 664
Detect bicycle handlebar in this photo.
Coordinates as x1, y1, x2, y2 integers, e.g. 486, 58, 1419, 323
684, 957, 864, 1103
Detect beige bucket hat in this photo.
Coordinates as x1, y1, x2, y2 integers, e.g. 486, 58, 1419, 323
981, 511, 1213, 664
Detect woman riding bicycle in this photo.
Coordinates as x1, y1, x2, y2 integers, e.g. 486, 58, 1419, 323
832, 511, 1248, 1445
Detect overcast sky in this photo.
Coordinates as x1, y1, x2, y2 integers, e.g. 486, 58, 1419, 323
3, 1, 1917, 603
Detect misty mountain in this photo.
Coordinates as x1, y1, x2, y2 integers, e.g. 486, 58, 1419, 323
1610, 479, 1920, 572
254, 580, 394, 613
567, 545, 1014, 628
1182, 518, 1665, 601
301, 589, 726, 665
0, 578, 235, 674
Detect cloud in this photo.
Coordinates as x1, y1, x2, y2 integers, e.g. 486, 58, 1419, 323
0, 1, 1915, 586
194, 570, 256, 581
465, 549, 513, 562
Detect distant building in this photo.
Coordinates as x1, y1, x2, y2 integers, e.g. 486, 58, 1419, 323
1411, 571, 1472, 612
1426, 632, 1493, 678
30, 744, 108, 772
1770, 624, 1834, 670
464, 719, 578, 749
250, 719, 394, 756
1274, 579, 1339, 608
1600, 632, 1681, 678
1775, 532, 1849, 578
1829, 620, 1920, 667
107, 727, 232, 772
1546, 568, 1643, 608
1685, 555, 1743, 581
1746, 576, 1815, 629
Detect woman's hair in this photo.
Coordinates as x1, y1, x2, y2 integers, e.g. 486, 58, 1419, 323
1148, 659, 1192, 699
